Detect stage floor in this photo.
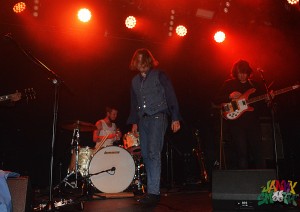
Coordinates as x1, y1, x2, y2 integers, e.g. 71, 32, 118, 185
31, 184, 300, 212
33, 184, 213, 211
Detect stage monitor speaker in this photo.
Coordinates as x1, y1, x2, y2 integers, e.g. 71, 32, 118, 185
7, 176, 31, 212
212, 169, 276, 211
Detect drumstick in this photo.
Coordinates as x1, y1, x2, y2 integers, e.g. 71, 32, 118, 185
93, 133, 109, 155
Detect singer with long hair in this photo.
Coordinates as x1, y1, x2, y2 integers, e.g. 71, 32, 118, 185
127, 48, 182, 205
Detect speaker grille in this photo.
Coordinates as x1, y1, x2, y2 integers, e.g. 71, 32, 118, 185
212, 169, 276, 200
7, 176, 31, 212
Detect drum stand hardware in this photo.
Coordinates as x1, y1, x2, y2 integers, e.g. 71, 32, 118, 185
54, 127, 82, 191
55, 120, 97, 192
131, 157, 146, 195
193, 129, 209, 183
54, 124, 90, 197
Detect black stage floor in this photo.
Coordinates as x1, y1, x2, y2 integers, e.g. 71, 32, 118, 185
32, 184, 213, 212
30, 183, 300, 212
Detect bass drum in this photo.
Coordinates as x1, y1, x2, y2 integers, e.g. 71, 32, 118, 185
88, 146, 135, 193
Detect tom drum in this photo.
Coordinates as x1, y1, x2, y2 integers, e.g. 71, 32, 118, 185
123, 132, 141, 155
68, 146, 93, 177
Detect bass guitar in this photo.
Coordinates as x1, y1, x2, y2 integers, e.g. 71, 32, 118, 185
221, 83, 299, 120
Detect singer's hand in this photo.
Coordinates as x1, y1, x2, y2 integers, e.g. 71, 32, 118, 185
132, 124, 138, 135
171, 121, 180, 133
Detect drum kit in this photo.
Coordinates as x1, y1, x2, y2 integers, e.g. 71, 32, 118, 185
54, 120, 146, 198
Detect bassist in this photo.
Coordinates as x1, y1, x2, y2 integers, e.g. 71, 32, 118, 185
214, 60, 267, 169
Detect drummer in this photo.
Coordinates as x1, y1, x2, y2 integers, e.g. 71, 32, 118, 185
93, 106, 122, 151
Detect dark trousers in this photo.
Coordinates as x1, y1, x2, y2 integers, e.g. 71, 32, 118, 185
228, 114, 266, 169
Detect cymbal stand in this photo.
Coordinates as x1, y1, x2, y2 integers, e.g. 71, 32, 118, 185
193, 129, 209, 183
72, 127, 80, 189
54, 127, 81, 190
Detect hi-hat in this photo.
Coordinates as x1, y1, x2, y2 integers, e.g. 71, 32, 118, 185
61, 120, 97, 132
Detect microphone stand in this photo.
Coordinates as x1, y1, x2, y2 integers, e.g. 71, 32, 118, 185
27, 52, 64, 212
258, 69, 279, 179
219, 109, 226, 170
5, 33, 66, 211
26, 52, 63, 212
88, 167, 116, 177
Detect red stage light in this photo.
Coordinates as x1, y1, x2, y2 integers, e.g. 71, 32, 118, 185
287, 0, 299, 5
214, 31, 226, 43
125, 16, 137, 29
175, 25, 187, 37
77, 8, 92, 23
13, 2, 26, 14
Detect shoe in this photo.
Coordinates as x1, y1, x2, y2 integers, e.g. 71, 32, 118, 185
137, 194, 160, 205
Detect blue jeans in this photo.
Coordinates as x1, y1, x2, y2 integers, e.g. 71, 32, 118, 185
138, 113, 168, 195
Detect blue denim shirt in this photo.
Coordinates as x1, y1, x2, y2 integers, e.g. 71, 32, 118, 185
127, 69, 181, 124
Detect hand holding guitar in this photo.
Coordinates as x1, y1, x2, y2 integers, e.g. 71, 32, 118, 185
229, 91, 242, 99
0, 88, 36, 103
10, 91, 22, 102
222, 84, 299, 120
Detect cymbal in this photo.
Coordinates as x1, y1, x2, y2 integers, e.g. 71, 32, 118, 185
61, 120, 97, 132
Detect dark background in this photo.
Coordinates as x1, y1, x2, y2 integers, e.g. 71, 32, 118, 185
1, 0, 299, 188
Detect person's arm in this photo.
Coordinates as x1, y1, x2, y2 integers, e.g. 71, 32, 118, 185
127, 85, 139, 125
159, 71, 181, 121
93, 121, 103, 142
159, 71, 181, 133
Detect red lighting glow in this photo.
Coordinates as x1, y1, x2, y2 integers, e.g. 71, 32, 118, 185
13, 2, 26, 13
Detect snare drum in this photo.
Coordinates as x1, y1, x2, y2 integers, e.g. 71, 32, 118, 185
123, 132, 141, 155
68, 146, 93, 177
88, 146, 135, 193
